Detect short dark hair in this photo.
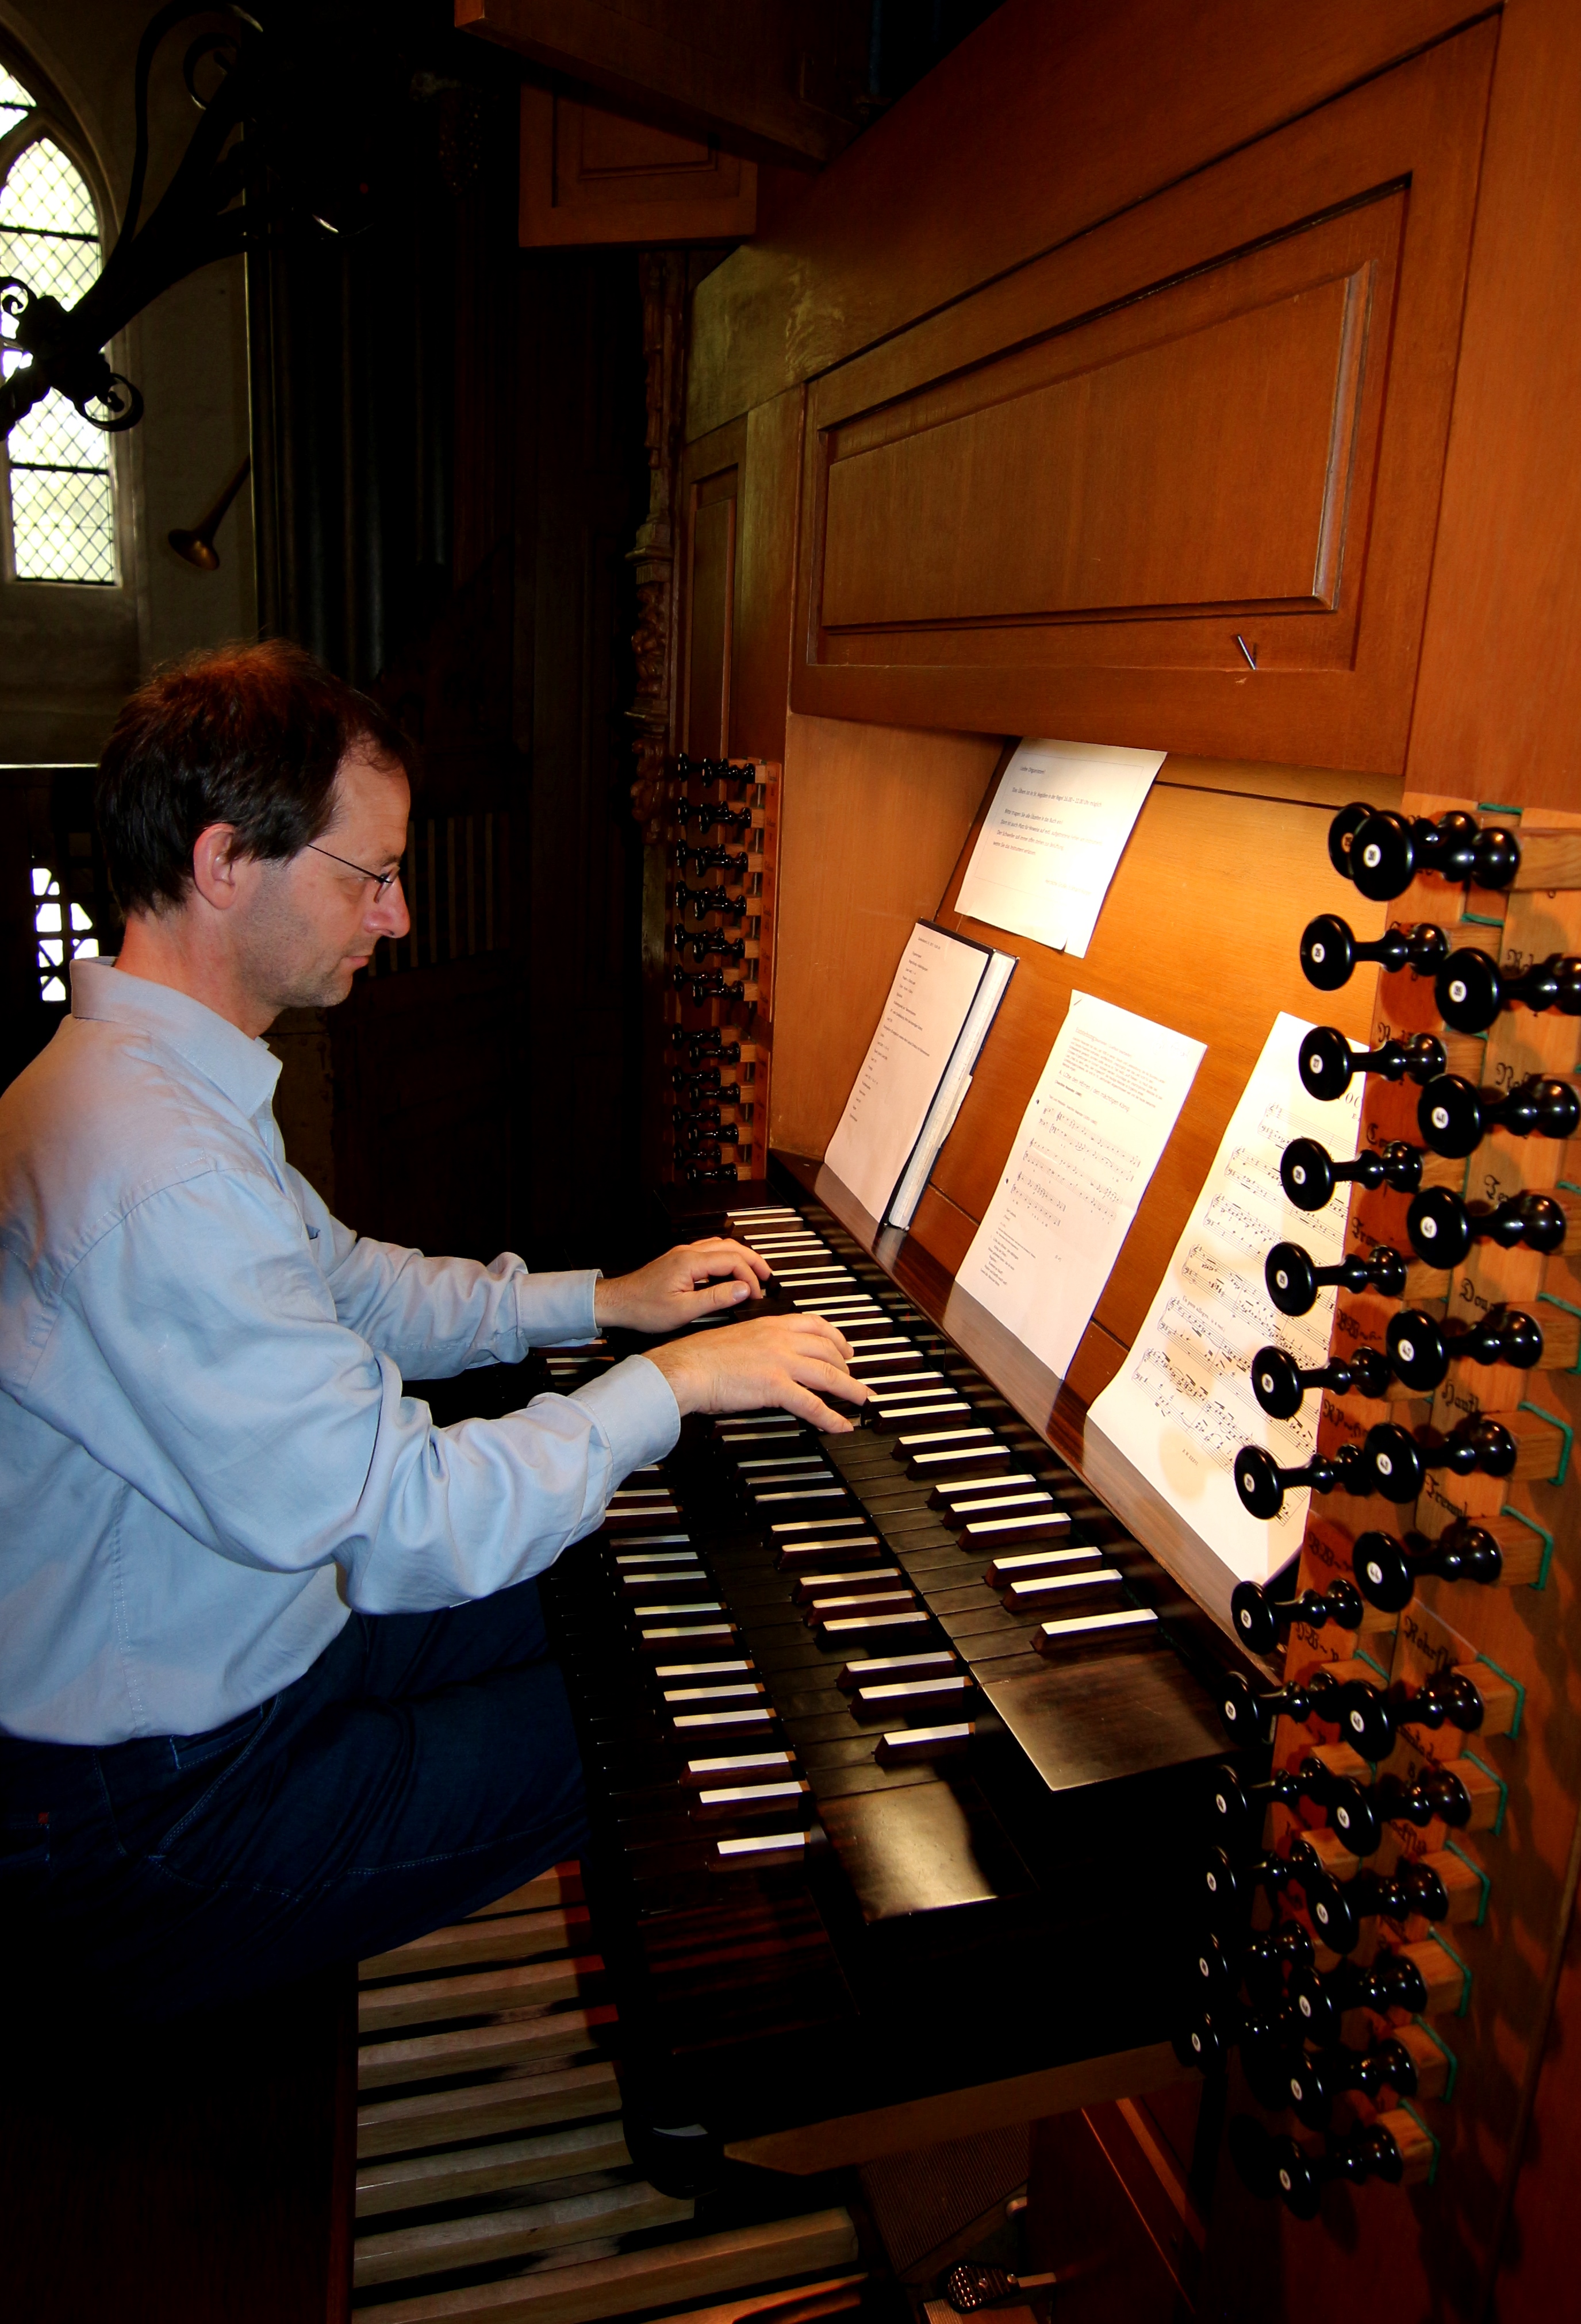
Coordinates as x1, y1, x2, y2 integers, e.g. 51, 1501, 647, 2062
95, 639, 417, 916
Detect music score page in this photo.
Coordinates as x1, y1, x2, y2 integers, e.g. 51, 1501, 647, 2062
824, 922, 992, 1222
1087, 1012, 1363, 1585
955, 737, 1164, 957
955, 992, 1204, 1378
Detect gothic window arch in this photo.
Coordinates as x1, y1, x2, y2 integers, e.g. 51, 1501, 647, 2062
0, 58, 117, 585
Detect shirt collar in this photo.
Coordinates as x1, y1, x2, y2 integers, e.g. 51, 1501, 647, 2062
71, 957, 283, 1118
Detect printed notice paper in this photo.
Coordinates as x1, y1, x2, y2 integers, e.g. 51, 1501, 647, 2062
955, 993, 1205, 1378
824, 923, 995, 1223
955, 738, 1165, 958
1087, 1013, 1364, 1586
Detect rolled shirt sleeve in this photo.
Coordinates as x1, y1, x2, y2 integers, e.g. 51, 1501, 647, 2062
25, 1165, 681, 1614
285, 1158, 603, 1375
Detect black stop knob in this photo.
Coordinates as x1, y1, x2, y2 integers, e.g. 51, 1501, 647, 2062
1286, 2035, 1419, 2131
1203, 1757, 1380, 1856
1436, 946, 1505, 1033
1375, 1763, 1473, 1831
1264, 1239, 1407, 1316
1364, 1416, 1518, 1504
1387, 1303, 1543, 1391
1344, 810, 1418, 901
1280, 1136, 1425, 1212
1231, 2114, 1409, 2219
1418, 1071, 1581, 1158
1201, 1844, 1299, 1923
1250, 1343, 1392, 1420
1243, 1923, 1315, 2007
1298, 1026, 1446, 1103
1230, 1574, 1366, 1655
1351, 1520, 1504, 1613
1390, 1668, 1484, 1736
1406, 1184, 1567, 1269
1217, 1667, 1392, 1758
1233, 1441, 1367, 1520
1287, 1949, 1428, 2046
1299, 915, 1449, 993
1329, 806, 1521, 901
1289, 1839, 1450, 1956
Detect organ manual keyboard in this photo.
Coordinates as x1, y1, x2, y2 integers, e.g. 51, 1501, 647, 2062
516, 1192, 1242, 2193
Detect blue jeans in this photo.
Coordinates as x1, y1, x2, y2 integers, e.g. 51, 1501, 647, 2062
0, 1580, 587, 2021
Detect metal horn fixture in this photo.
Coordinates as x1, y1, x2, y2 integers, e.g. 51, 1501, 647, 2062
168, 452, 251, 568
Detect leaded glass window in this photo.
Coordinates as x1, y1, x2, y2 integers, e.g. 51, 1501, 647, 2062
32, 862, 98, 1004
0, 67, 116, 585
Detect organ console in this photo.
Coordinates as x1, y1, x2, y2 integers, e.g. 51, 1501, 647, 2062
360, 10, 1581, 2308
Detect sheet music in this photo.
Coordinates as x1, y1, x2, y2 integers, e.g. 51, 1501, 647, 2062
1087, 1012, 1364, 1586
954, 992, 1204, 1377
955, 738, 1164, 958
824, 923, 991, 1221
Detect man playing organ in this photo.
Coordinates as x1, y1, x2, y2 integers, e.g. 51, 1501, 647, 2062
0, 640, 864, 2019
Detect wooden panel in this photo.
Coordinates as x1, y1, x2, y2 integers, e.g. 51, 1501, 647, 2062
686, 0, 1480, 439
519, 88, 757, 247
684, 465, 738, 757
766, 711, 1003, 1159
462, 0, 866, 168
820, 259, 1373, 628
1407, 0, 1581, 810
730, 387, 804, 762
792, 28, 1495, 773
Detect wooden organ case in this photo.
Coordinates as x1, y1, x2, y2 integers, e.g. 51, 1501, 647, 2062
586, 3, 1581, 2319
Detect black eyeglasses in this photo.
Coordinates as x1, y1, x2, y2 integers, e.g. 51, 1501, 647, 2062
307, 843, 404, 894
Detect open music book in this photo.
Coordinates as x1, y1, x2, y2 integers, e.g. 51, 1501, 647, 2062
824, 921, 1016, 1230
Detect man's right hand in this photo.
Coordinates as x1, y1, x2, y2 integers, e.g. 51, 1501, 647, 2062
643, 1312, 869, 1432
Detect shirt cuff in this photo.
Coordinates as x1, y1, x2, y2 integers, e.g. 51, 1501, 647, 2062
569, 1353, 681, 1479
513, 1266, 601, 1349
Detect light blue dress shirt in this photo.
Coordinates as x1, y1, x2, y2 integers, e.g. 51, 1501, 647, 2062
0, 959, 681, 1746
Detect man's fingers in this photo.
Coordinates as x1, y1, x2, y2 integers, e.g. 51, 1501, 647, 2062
685, 1238, 769, 1289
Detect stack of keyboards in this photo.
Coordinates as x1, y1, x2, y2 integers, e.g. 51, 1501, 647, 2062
532, 1193, 1231, 2168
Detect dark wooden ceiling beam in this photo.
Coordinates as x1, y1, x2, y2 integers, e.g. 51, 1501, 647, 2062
455, 0, 865, 168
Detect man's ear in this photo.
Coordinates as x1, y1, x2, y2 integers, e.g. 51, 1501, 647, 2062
190, 823, 247, 912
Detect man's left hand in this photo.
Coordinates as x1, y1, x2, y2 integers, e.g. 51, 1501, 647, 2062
593, 1238, 770, 1334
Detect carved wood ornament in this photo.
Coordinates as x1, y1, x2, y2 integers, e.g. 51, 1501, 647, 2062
628, 249, 689, 841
